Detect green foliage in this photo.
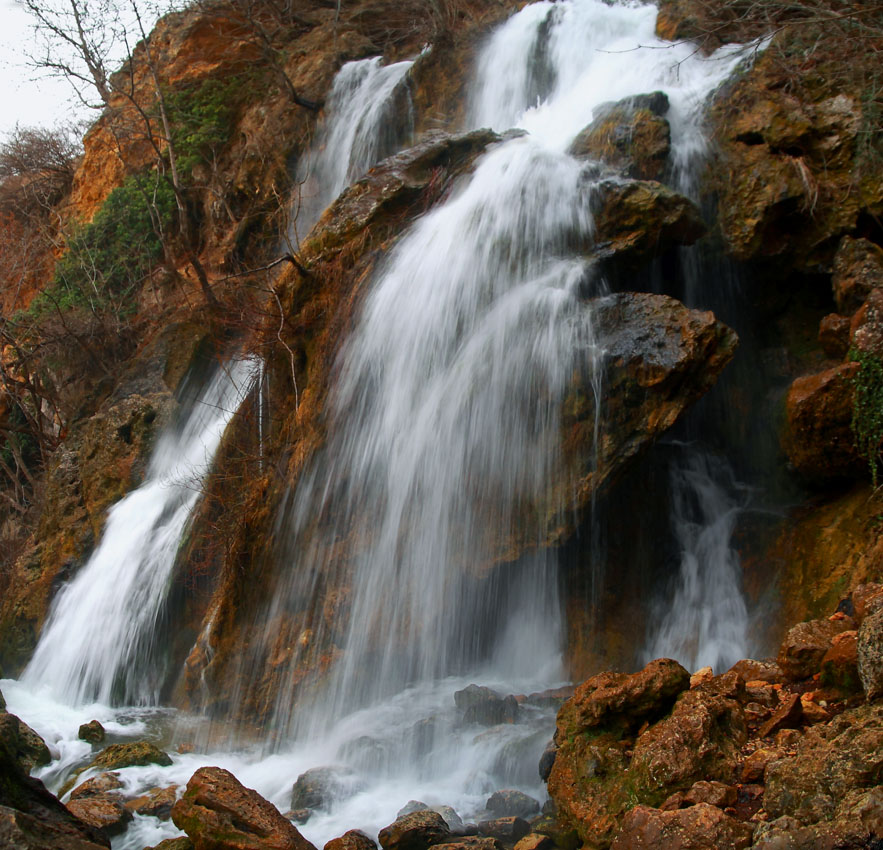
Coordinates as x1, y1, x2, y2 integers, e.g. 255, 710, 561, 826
164, 75, 249, 179
850, 346, 883, 486
33, 173, 175, 317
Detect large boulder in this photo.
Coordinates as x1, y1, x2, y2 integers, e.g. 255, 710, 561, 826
777, 616, 854, 681
378, 810, 451, 850
609, 803, 753, 850
66, 795, 133, 838
0, 712, 51, 773
569, 93, 671, 181
858, 606, 883, 699
290, 766, 360, 812
833, 236, 883, 314
454, 685, 519, 726
172, 766, 317, 850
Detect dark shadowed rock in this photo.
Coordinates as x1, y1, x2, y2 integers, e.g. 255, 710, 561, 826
610, 803, 753, 850
290, 766, 360, 812
378, 810, 451, 850
538, 742, 556, 782
477, 817, 530, 843
0, 712, 51, 773
325, 829, 377, 850
486, 790, 540, 819
172, 766, 317, 850
852, 583, 883, 625
820, 630, 861, 692
818, 313, 850, 359
758, 693, 803, 739
833, 236, 883, 314
454, 686, 519, 726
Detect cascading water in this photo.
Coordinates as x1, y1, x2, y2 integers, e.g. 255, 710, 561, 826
2, 3, 761, 848
290, 56, 415, 242
22, 357, 259, 706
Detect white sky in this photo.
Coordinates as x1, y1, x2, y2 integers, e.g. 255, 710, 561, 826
0, 0, 91, 139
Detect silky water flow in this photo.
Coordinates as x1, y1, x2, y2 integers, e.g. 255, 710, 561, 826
2, 3, 757, 848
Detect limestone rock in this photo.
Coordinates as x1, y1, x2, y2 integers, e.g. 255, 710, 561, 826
172, 766, 317, 850
486, 790, 540, 819
569, 93, 671, 181
858, 606, 883, 700
66, 795, 133, 838
852, 583, 883, 625
125, 785, 178, 820
783, 363, 864, 482
91, 741, 172, 771
69, 772, 125, 800
833, 236, 883, 314
325, 829, 377, 850
764, 702, 883, 823
378, 810, 451, 850
78, 720, 106, 744
610, 803, 753, 850
591, 179, 705, 265
777, 617, 854, 681
555, 658, 689, 735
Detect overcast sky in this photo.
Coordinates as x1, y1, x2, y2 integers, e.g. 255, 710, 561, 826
0, 0, 91, 139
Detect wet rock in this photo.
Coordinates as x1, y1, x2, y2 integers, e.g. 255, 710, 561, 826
0, 689, 4, 710
78, 720, 106, 744
454, 686, 519, 726
820, 630, 860, 692
0, 712, 51, 773
555, 658, 690, 735
764, 702, 883, 823
66, 795, 133, 838
477, 817, 530, 843
758, 693, 803, 738
591, 179, 705, 265
777, 617, 854, 680
538, 742, 557, 781
434, 806, 465, 832
858, 605, 883, 699
325, 829, 378, 850
682, 781, 737, 809
485, 790, 540, 819
91, 740, 173, 771
783, 363, 864, 482
378, 810, 451, 850
147, 839, 193, 850
610, 803, 753, 850
125, 785, 178, 820
512, 834, 554, 850
0, 726, 109, 849
569, 93, 671, 181
523, 687, 574, 710
818, 313, 850, 359
290, 766, 360, 812
69, 772, 125, 800
172, 766, 316, 850
434, 839, 503, 850
833, 236, 883, 314
398, 801, 430, 818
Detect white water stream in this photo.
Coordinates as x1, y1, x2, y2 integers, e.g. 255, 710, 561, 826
4, 2, 757, 848
290, 55, 415, 243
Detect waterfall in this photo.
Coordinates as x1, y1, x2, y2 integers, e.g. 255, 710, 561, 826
23, 358, 259, 706
268, 0, 750, 738
290, 56, 415, 242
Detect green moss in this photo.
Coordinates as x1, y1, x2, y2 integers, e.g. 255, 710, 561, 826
850, 346, 883, 486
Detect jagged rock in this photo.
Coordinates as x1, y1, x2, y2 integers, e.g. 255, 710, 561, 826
378, 810, 451, 850
783, 363, 865, 482
454, 686, 519, 726
820, 630, 861, 692
290, 766, 360, 812
69, 773, 125, 800
477, 817, 530, 843
66, 795, 133, 838
728, 659, 783, 684
513, 834, 554, 850
434, 840, 503, 850
610, 804, 753, 850
682, 781, 737, 809
852, 583, 883, 625
0, 725, 109, 850
78, 720, 106, 744
148, 839, 194, 850
818, 313, 850, 359
741, 747, 783, 783
833, 236, 883, 314
486, 790, 540, 819
764, 702, 883, 823
90, 740, 173, 770
569, 93, 671, 181
0, 712, 51, 774
555, 658, 689, 734
778, 617, 854, 681
858, 606, 883, 700
325, 829, 378, 850
758, 693, 803, 738
591, 179, 705, 265
538, 742, 557, 781
398, 801, 430, 818
125, 785, 178, 820
851, 287, 883, 360
172, 766, 316, 850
